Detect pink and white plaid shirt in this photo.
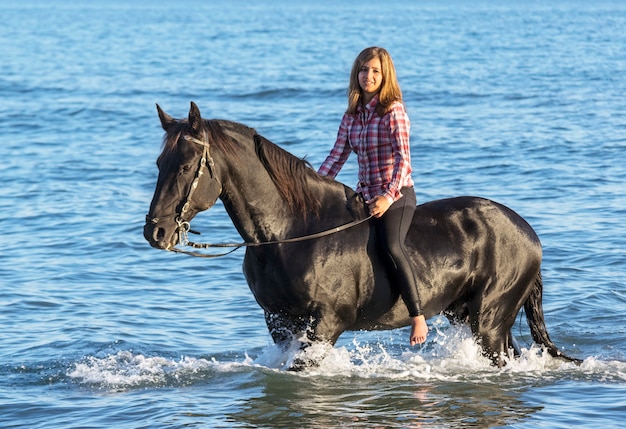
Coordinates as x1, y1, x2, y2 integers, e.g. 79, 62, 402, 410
318, 95, 414, 204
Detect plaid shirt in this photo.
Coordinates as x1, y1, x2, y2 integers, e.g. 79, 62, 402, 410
318, 95, 414, 204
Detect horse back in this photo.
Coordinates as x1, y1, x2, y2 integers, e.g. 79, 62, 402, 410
368, 196, 542, 329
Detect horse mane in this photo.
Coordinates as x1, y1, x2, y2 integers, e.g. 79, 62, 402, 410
159, 118, 241, 164
159, 115, 322, 219
254, 134, 322, 220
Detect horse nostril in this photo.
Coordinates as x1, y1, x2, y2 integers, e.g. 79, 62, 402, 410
154, 226, 165, 242
144, 222, 177, 250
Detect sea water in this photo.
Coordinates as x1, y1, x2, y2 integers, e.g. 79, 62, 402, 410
1, 0, 625, 427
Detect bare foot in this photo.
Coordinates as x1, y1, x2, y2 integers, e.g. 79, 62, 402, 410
410, 315, 428, 346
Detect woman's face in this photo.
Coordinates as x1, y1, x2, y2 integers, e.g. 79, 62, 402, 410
358, 57, 383, 101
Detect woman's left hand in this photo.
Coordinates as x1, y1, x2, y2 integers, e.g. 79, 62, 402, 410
367, 196, 392, 218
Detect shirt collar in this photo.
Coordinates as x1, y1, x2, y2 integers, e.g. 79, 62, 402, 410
358, 93, 380, 114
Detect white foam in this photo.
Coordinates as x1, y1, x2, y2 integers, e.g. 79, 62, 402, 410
68, 351, 217, 389
67, 322, 626, 390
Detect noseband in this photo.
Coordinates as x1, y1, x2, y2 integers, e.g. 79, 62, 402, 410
145, 132, 219, 234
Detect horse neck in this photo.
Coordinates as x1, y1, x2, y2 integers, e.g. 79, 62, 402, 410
216, 137, 356, 243
215, 144, 301, 243
220, 176, 292, 243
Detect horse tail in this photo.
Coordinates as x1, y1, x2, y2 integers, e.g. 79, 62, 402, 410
524, 270, 582, 364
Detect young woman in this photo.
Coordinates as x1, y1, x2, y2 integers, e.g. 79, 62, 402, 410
318, 46, 428, 346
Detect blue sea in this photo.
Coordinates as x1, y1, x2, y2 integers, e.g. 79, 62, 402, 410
1, 0, 625, 427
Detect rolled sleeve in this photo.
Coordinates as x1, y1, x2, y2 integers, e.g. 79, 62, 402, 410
318, 114, 352, 178
385, 105, 412, 203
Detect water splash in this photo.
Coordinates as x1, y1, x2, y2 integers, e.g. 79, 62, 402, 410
66, 324, 626, 391
68, 351, 220, 390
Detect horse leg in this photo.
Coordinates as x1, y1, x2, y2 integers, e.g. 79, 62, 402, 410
264, 311, 309, 371
265, 311, 300, 346
264, 309, 344, 371
508, 330, 522, 357
443, 300, 470, 324
467, 301, 519, 367
446, 296, 523, 364
480, 330, 512, 367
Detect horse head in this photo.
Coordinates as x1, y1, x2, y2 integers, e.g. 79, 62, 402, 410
144, 102, 223, 250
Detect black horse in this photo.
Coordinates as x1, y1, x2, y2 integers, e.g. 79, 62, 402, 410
144, 102, 579, 368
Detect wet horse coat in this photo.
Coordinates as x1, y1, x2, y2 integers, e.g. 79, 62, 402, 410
144, 102, 578, 367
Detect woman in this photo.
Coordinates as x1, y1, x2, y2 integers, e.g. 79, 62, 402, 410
318, 46, 428, 346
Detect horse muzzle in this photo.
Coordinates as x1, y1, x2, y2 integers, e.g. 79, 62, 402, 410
143, 216, 179, 250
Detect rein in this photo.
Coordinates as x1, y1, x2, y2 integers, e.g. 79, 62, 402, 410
159, 132, 373, 258
172, 214, 373, 258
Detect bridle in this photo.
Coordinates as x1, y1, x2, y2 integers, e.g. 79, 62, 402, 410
145, 131, 219, 238
146, 131, 372, 258
169, 132, 220, 232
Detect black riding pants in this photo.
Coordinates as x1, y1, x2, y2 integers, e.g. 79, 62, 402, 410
372, 187, 422, 317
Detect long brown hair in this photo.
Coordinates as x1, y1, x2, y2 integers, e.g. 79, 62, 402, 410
346, 46, 403, 116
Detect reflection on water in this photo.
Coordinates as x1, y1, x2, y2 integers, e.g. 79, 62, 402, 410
229, 371, 539, 428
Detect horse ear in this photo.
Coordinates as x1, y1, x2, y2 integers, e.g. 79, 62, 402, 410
188, 101, 202, 133
156, 104, 175, 131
